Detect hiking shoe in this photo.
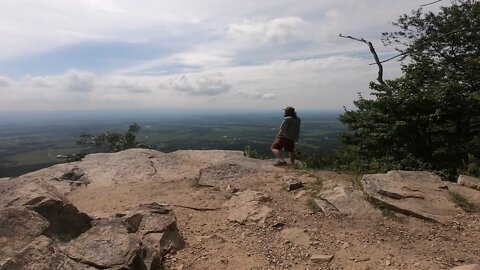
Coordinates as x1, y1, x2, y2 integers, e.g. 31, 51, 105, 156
273, 160, 287, 166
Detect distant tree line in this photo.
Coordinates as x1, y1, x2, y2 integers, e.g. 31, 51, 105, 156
66, 123, 147, 162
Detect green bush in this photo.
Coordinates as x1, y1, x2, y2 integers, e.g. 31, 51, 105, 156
243, 145, 263, 159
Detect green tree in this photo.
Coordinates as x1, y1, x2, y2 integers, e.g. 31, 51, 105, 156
340, 0, 480, 178
77, 123, 148, 153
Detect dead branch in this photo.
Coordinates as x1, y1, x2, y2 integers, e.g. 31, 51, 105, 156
421, 0, 443, 7
339, 34, 386, 85
368, 28, 480, 65
172, 204, 220, 211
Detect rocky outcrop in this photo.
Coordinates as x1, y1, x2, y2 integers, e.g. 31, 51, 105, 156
2, 149, 479, 269
0, 157, 184, 270
362, 171, 463, 223
458, 175, 480, 191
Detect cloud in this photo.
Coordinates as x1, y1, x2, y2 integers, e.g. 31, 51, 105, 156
115, 79, 152, 94
61, 69, 96, 92
236, 90, 276, 100
0, 75, 12, 87
227, 17, 306, 45
166, 75, 231, 96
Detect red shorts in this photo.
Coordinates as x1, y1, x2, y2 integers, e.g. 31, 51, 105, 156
271, 137, 295, 152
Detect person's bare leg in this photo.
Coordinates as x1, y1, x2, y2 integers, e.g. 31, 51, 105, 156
288, 151, 295, 165
271, 148, 282, 159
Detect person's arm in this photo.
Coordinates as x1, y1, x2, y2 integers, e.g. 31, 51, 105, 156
277, 118, 290, 137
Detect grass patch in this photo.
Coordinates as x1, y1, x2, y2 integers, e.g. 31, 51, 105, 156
306, 197, 321, 213
352, 175, 364, 191
190, 176, 200, 188
305, 176, 324, 194
449, 191, 478, 213
303, 176, 324, 213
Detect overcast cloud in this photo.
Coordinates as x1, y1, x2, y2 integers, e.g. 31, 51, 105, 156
0, 0, 445, 111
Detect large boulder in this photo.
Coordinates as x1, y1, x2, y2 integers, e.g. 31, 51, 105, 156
63, 203, 184, 270
0, 236, 96, 270
63, 219, 144, 269
362, 171, 463, 223
0, 177, 92, 241
0, 208, 49, 259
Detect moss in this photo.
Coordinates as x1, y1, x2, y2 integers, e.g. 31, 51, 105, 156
306, 197, 321, 213
449, 191, 478, 213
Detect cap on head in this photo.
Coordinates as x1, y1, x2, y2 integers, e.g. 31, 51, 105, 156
283, 106, 295, 114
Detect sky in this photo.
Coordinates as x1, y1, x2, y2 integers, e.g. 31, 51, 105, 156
0, 0, 446, 112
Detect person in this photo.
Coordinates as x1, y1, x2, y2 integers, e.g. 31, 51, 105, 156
271, 106, 301, 166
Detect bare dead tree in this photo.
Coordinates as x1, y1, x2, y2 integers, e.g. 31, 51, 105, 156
339, 34, 386, 85
421, 0, 444, 7
368, 27, 480, 66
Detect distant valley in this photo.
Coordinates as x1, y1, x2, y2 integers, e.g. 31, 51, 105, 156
0, 110, 345, 177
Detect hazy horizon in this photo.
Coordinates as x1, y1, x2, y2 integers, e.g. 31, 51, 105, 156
0, 108, 343, 126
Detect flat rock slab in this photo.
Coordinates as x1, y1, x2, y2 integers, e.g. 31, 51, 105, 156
458, 175, 480, 191
362, 170, 463, 223
197, 162, 259, 187
223, 190, 272, 224
311, 254, 334, 263
317, 186, 381, 218
449, 265, 480, 270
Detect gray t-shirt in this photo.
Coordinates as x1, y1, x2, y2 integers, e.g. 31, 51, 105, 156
280, 116, 301, 142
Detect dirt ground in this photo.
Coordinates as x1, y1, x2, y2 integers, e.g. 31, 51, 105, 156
64, 150, 480, 270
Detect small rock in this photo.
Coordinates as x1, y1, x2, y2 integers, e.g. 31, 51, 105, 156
285, 178, 304, 191
294, 190, 306, 199
386, 260, 391, 266
311, 254, 334, 263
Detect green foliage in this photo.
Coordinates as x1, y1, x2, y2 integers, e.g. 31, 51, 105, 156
462, 153, 480, 177
77, 123, 148, 153
339, 0, 480, 179
243, 145, 263, 159
65, 151, 87, 162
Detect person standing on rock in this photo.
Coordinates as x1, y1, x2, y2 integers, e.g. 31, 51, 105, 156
271, 106, 301, 166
